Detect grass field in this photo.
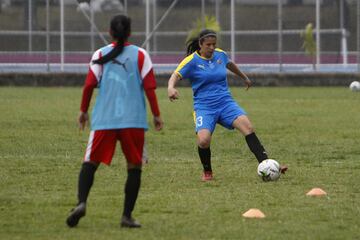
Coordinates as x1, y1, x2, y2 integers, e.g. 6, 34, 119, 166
0, 86, 359, 240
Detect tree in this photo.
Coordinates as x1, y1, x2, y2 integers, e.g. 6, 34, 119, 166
186, 15, 220, 43
301, 23, 316, 70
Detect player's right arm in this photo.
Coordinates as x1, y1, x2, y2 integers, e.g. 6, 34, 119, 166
167, 54, 194, 101
167, 72, 181, 101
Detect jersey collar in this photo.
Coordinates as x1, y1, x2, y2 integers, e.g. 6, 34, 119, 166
195, 51, 214, 60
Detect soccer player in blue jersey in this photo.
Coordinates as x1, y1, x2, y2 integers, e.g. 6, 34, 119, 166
66, 15, 163, 228
168, 29, 287, 181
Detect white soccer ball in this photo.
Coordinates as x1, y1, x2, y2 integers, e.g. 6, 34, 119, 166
349, 81, 360, 92
257, 159, 281, 182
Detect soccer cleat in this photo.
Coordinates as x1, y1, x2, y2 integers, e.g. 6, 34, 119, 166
66, 202, 86, 228
280, 165, 288, 174
202, 171, 213, 181
120, 216, 142, 228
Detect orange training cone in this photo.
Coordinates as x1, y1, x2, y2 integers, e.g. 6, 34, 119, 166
242, 208, 266, 218
306, 188, 327, 196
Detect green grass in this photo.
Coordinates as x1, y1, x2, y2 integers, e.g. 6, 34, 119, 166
0, 87, 359, 240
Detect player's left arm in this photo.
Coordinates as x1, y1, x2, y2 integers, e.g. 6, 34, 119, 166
138, 48, 163, 131
226, 61, 252, 90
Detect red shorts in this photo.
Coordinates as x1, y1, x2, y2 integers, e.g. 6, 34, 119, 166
83, 128, 145, 165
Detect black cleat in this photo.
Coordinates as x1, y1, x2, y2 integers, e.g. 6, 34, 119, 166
66, 202, 86, 228
120, 216, 141, 228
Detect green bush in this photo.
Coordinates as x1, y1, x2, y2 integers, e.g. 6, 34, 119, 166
301, 23, 316, 69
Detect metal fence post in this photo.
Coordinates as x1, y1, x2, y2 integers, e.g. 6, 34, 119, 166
46, 0, 50, 72
60, 0, 64, 72
28, 0, 32, 52
316, 0, 320, 70
230, 0, 235, 62
340, 0, 348, 65
90, 1, 95, 53
278, 0, 283, 72
215, 0, 220, 24
152, 0, 157, 54
146, 0, 150, 52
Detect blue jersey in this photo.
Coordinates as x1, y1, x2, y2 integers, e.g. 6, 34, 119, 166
175, 49, 232, 109
91, 45, 148, 130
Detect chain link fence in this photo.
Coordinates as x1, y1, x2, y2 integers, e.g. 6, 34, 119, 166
0, 0, 359, 72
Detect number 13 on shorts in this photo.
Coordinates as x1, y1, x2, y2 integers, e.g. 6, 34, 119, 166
193, 111, 203, 127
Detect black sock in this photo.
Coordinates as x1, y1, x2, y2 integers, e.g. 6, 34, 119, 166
123, 168, 141, 219
77, 162, 98, 204
245, 132, 268, 163
198, 146, 212, 172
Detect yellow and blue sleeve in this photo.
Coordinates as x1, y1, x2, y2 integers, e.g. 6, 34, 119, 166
175, 53, 195, 79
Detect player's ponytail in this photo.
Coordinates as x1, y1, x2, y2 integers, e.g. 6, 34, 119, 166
186, 29, 217, 56
93, 15, 131, 65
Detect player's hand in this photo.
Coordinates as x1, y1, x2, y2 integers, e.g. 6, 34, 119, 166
168, 87, 179, 101
153, 116, 163, 131
244, 77, 252, 90
78, 111, 89, 131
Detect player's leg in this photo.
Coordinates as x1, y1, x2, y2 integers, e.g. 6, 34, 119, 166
118, 128, 144, 228
66, 130, 117, 228
194, 110, 217, 181
232, 115, 268, 163
197, 129, 213, 181
218, 101, 268, 163
66, 161, 98, 228
232, 116, 288, 173
220, 101, 288, 173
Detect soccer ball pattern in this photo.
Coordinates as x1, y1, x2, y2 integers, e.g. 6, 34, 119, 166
257, 159, 281, 182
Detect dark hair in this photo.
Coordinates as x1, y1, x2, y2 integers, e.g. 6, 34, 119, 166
186, 29, 217, 56
93, 15, 131, 65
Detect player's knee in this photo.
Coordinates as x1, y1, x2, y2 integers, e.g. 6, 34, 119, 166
127, 162, 142, 170
84, 161, 100, 168
246, 125, 254, 134
198, 138, 211, 148
237, 119, 254, 135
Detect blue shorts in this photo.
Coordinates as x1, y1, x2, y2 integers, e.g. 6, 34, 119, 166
193, 100, 247, 133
